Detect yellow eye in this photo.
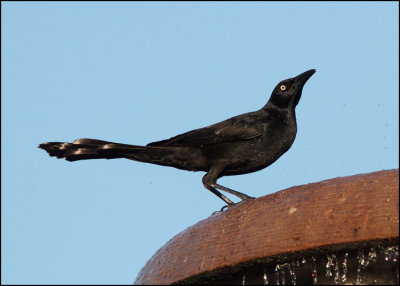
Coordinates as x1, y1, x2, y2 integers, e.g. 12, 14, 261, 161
280, 85, 286, 91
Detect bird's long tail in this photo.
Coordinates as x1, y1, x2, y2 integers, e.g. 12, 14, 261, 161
38, 138, 205, 171
39, 138, 137, 161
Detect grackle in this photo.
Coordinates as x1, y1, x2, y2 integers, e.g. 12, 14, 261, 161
39, 69, 315, 206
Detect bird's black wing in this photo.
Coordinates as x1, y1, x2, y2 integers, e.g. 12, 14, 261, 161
147, 112, 264, 147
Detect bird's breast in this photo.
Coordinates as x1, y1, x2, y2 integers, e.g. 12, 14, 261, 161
218, 121, 297, 176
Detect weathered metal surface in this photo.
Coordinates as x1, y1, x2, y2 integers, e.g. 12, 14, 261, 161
134, 169, 399, 285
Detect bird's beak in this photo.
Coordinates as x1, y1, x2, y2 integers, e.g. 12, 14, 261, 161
290, 69, 316, 107
293, 69, 316, 86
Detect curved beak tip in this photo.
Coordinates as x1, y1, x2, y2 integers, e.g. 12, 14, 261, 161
295, 69, 316, 83
306, 69, 316, 76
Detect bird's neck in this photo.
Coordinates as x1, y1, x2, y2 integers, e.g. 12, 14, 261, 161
263, 101, 295, 115
262, 103, 296, 125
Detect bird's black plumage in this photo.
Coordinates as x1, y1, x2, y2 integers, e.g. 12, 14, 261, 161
39, 69, 315, 206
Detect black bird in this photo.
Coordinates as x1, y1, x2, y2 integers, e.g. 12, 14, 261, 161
39, 69, 315, 206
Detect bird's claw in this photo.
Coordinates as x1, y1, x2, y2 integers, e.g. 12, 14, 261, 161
211, 204, 231, 215
220, 204, 230, 212
211, 197, 257, 215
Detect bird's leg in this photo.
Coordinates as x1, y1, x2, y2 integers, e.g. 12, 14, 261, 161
203, 168, 235, 206
212, 185, 254, 214
203, 165, 254, 207
213, 183, 255, 201
204, 183, 235, 206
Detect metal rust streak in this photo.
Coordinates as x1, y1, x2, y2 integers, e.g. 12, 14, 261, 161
134, 169, 399, 285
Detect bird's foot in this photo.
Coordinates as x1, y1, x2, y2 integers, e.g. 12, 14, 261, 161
211, 198, 255, 215
220, 204, 230, 212
211, 204, 232, 215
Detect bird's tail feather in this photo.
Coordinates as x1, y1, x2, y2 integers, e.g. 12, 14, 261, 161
38, 138, 206, 171
38, 138, 132, 161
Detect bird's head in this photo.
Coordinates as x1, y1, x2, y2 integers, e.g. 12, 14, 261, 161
267, 69, 316, 109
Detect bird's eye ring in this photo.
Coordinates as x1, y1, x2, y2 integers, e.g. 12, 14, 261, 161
280, 85, 286, 91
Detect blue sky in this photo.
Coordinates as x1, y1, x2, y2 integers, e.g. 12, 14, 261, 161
2, 2, 398, 284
